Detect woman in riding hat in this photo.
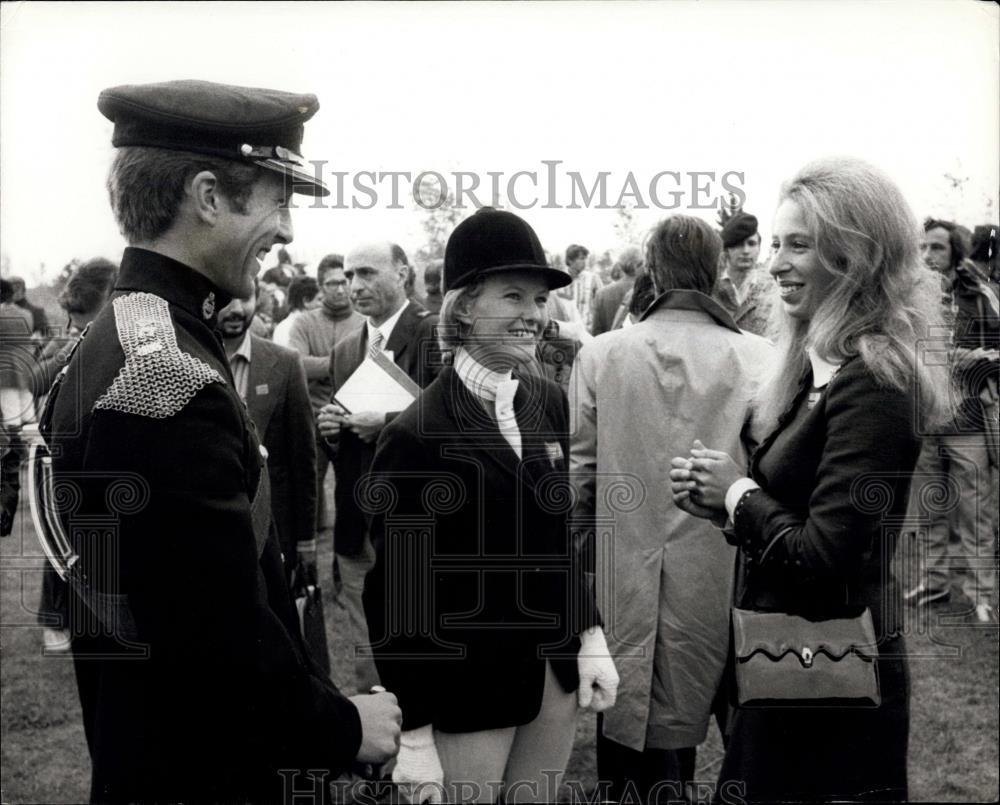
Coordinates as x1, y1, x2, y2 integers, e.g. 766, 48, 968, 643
363, 208, 618, 804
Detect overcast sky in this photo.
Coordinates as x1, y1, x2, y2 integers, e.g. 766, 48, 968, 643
2, 0, 997, 284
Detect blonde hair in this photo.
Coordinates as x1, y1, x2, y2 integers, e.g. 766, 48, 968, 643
757, 157, 954, 431
437, 279, 485, 354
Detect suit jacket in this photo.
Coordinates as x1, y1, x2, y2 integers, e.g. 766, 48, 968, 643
327, 300, 439, 557
246, 335, 316, 568
363, 367, 600, 733
47, 248, 360, 803
590, 276, 632, 336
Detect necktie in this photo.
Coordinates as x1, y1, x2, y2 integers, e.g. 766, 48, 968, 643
495, 378, 521, 459
368, 329, 383, 360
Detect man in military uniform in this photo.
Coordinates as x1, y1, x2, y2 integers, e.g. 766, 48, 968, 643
43, 79, 400, 803
711, 212, 775, 337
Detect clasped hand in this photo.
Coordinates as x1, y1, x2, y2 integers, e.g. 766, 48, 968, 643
668, 439, 744, 519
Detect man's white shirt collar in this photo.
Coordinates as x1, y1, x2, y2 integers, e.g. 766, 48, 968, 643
231, 331, 252, 363
367, 300, 408, 351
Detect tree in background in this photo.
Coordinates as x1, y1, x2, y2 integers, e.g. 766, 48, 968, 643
716, 193, 743, 229
413, 179, 467, 265
613, 203, 642, 250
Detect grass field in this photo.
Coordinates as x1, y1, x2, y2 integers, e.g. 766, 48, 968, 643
1, 490, 997, 803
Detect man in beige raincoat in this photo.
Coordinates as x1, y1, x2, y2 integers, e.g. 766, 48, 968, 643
569, 214, 774, 802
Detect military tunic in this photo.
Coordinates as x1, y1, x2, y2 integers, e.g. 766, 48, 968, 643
46, 247, 361, 803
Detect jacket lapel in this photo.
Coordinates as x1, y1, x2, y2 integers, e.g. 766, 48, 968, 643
514, 379, 562, 488
246, 337, 279, 435
384, 301, 423, 368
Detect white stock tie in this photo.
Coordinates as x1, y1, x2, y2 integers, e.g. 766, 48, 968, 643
495, 378, 521, 459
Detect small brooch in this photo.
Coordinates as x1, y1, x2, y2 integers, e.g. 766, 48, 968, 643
202, 292, 216, 319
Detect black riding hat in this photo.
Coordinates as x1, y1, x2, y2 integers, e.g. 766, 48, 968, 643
443, 208, 571, 292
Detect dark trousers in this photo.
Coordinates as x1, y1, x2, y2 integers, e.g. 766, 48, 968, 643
596, 714, 681, 805
677, 674, 732, 789
38, 563, 69, 629
315, 433, 333, 534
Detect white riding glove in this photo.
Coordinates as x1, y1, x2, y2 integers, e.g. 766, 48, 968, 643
392, 724, 445, 804
577, 625, 619, 711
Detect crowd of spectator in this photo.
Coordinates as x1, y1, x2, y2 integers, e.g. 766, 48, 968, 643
2, 174, 997, 803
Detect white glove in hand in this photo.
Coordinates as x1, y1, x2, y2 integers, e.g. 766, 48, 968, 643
392, 725, 444, 804
577, 626, 619, 712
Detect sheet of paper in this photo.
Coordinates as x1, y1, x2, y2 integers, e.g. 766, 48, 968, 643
333, 354, 419, 415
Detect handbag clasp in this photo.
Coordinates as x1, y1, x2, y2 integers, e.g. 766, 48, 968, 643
801, 647, 814, 668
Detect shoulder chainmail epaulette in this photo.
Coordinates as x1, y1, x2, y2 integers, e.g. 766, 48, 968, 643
94, 292, 225, 418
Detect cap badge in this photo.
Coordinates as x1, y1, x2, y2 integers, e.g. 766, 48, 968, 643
202, 292, 216, 319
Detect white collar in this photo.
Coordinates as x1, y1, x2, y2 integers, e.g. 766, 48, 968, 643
230, 331, 252, 363
367, 300, 408, 348
454, 347, 517, 403
807, 347, 841, 388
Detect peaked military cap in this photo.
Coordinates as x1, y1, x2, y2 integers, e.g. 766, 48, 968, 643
721, 212, 759, 248
98, 79, 329, 196
443, 208, 570, 292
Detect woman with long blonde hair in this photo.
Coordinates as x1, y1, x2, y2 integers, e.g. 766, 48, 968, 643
670, 157, 951, 802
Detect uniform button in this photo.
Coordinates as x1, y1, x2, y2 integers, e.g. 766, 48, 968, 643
259, 444, 269, 460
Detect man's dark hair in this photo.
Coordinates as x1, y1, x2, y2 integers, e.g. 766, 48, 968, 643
645, 215, 722, 296
616, 246, 643, 279
923, 218, 968, 270
565, 244, 589, 263
0, 278, 13, 304
59, 257, 119, 315
970, 224, 996, 265
423, 259, 443, 282
107, 146, 265, 244
628, 273, 657, 317
287, 276, 319, 311
316, 253, 345, 283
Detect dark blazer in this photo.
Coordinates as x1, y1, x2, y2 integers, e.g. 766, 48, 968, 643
47, 249, 360, 803
246, 335, 316, 571
362, 367, 600, 733
327, 301, 439, 557
720, 355, 920, 802
590, 277, 632, 336
729, 356, 920, 638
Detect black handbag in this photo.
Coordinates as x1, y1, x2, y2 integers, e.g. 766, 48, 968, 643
290, 560, 331, 677
732, 607, 881, 708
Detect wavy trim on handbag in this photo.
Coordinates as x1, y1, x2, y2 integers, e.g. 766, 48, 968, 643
732, 607, 882, 709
